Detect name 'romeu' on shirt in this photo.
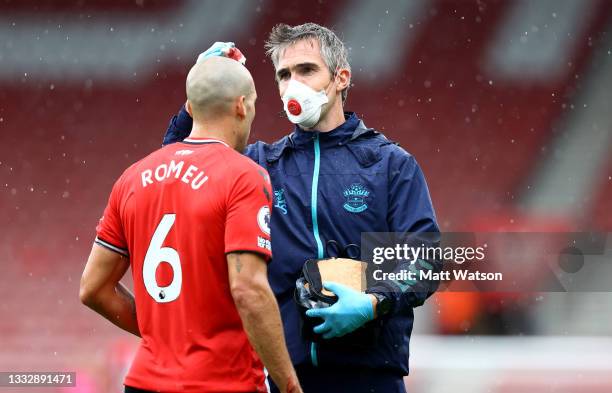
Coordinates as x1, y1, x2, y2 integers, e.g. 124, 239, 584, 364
140, 159, 208, 190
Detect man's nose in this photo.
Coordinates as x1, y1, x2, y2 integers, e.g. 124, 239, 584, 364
291, 75, 306, 84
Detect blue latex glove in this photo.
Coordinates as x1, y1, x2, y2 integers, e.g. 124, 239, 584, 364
196, 41, 246, 64
305, 282, 375, 339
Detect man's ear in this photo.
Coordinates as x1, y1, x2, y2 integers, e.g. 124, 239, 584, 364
235, 95, 247, 119
185, 100, 193, 117
335, 68, 351, 93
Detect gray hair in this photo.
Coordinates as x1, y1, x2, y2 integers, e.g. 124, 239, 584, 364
265, 23, 351, 102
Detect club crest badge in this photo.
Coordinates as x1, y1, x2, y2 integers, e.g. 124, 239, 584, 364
343, 183, 370, 213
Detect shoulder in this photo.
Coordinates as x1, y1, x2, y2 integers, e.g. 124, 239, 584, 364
243, 141, 262, 161
345, 127, 403, 168
380, 140, 416, 164
245, 134, 293, 164
225, 147, 271, 183
350, 128, 419, 177
121, 144, 175, 175
384, 143, 420, 181
113, 146, 166, 187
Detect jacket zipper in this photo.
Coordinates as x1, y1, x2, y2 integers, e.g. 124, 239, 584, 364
310, 133, 324, 367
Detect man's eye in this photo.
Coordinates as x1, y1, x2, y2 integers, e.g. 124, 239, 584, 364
299, 67, 314, 75
278, 72, 290, 80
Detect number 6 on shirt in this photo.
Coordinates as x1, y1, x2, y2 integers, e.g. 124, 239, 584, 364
143, 213, 182, 303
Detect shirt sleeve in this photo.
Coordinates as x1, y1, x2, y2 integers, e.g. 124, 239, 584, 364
95, 178, 129, 257
225, 164, 273, 260
368, 148, 442, 311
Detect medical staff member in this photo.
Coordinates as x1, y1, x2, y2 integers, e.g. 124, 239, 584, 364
163, 23, 441, 393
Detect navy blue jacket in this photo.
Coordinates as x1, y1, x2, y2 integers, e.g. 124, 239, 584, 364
164, 108, 440, 375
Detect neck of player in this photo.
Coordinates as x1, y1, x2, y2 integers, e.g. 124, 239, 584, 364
189, 119, 238, 149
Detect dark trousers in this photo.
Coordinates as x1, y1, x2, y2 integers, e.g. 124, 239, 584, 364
269, 364, 407, 393
125, 385, 259, 393
125, 387, 155, 393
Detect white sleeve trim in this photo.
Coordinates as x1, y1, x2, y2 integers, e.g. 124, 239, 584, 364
94, 237, 129, 257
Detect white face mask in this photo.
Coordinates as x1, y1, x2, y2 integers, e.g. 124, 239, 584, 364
281, 79, 329, 129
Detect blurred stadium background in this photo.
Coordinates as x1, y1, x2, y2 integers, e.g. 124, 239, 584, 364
1, 0, 611, 392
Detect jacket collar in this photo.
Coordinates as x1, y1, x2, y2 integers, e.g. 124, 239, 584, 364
290, 111, 361, 147
266, 112, 379, 163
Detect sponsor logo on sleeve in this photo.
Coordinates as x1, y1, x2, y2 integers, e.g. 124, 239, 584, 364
257, 205, 271, 235
258, 236, 271, 251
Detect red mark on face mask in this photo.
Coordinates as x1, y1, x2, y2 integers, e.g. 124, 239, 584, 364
287, 99, 302, 116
